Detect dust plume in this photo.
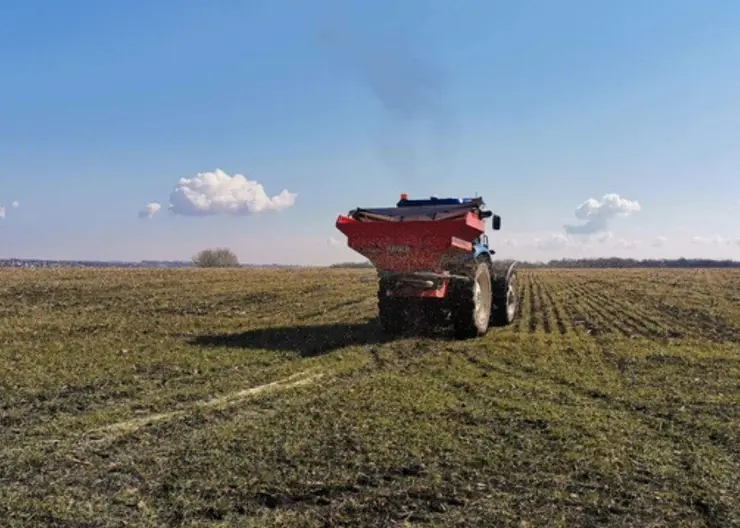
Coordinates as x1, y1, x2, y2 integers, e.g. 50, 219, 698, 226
318, 25, 454, 183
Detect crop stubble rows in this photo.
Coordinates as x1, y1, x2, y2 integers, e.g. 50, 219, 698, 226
0, 267, 738, 527
507, 269, 740, 343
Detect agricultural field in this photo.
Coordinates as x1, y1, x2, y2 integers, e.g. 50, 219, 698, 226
1, 267, 738, 527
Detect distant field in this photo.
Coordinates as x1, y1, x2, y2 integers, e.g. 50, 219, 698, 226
1, 267, 738, 527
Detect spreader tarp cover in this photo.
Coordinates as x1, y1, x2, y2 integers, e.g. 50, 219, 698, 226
349, 201, 483, 222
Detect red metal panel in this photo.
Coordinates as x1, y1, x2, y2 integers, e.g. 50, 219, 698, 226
335, 212, 484, 273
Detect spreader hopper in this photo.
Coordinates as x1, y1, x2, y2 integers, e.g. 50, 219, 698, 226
334, 194, 518, 339
335, 209, 485, 273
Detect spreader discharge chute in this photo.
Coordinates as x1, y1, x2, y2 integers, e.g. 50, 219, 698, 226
335, 194, 519, 338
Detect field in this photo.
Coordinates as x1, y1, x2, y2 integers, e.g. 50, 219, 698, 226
1, 267, 739, 527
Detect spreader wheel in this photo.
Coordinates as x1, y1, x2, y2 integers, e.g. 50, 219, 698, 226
450, 259, 492, 339
491, 270, 518, 326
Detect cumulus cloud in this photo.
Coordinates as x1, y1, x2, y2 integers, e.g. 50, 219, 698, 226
138, 201, 161, 219
0, 206, 4, 220
168, 169, 297, 216
564, 193, 641, 235
11, 201, 19, 208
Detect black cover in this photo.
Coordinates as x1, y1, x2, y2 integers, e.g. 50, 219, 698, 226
349, 200, 483, 221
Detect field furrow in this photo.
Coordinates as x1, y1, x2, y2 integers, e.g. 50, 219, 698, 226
533, 277, 553, 334
526, 272, 540, 334
541, 284, 568, 335
539, 272, 589, 338
1, 267, 738, 527
614, 282, 740, 343
576, 283, 673, 339
566, 282, 634, 338
514, 272, 531, 334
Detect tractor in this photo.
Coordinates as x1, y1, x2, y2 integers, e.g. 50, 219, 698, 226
335, 194, 518, 339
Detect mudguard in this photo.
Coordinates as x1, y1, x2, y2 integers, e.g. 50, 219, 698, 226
473, 242, 493, 262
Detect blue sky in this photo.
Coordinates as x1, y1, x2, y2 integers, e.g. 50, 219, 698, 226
2, 0, 740, 264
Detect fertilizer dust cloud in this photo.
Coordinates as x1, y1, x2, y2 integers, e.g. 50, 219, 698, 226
318, 26, 455, 184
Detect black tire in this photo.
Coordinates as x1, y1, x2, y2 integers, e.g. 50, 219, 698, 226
377, 287, 406, 336
450, 259, 492, 339
491, 271, 518, 326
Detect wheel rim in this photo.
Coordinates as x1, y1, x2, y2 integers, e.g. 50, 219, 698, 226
506, 282, 517, 321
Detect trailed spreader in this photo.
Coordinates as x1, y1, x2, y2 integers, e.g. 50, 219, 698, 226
335, 194, 518, 338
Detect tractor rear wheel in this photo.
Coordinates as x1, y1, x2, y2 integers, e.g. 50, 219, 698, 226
450, 260, 492, 339
377, 289, 406, 336
491, 270, 518, 326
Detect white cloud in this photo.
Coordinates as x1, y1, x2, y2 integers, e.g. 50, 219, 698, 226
691, 235, 732, 245
564, 193, 641, 235
138, 201, 161, 219
534, 233, 573, 251
0, 206, 4, 220
652, 236, 668, 247
168, 169, 297, 216
614, 239, 639, 249
591, 231, 613, 243
11, 201, 19, 208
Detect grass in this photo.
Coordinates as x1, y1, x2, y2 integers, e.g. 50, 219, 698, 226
1, 267, 738, 527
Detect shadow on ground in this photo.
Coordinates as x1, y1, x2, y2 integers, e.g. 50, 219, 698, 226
190, 320, 390, 356
190, 319, 455, 356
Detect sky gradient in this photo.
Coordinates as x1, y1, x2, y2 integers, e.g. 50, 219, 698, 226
2, 0, 740, 264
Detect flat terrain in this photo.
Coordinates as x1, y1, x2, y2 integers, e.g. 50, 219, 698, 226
1, 267, 738, 527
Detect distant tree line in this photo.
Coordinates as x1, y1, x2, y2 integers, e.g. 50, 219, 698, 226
520, 257, 740, 268
329, 261, 375, 268
329, 258, 740, 269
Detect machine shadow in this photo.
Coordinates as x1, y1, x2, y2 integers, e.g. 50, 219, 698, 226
190, 318, 457, 357
189, 319, 453, 357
